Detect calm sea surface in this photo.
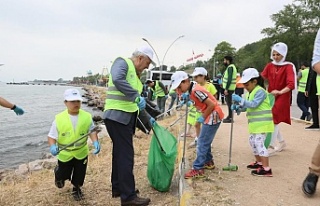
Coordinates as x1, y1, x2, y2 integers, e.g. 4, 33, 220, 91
0, 83, 98, 170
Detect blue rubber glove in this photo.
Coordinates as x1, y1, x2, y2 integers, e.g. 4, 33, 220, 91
181, 92, 189, 101
232, 94, 242, 103
231, 104, 240, 111
92, 140, 100, 155
13, 105, 24, 115
149, 117, 156, 127
231, 104, 241, 115
187, 101, 193, 107
197, 116, 205, 123
135, 97, 146, 110
50, 144, 58, 156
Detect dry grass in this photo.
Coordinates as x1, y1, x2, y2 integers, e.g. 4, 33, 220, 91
0, 112, 183, 206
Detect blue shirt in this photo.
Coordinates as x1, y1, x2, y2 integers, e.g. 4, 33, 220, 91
239, 89, 267, 110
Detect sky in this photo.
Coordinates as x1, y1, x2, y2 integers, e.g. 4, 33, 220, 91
0, 0, 294, 83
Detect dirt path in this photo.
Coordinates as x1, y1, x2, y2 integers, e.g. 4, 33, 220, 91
183, 104, 320, 206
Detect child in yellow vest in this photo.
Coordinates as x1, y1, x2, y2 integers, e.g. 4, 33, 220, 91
47, 89, 100, 201
232, 68, 274, 177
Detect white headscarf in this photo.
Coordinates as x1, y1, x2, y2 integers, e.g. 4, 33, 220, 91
270, 42, 297, 90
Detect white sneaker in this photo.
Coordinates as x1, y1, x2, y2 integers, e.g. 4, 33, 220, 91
275, 141, 286, 152
268, 147, 277, 156
188, 140, 197, 148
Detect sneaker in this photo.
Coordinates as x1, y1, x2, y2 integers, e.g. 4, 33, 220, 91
54, 166, 65, 189
267, 146, 277, 156
305, 125, 320, 130
180, 133, 192, 137
188, 139, 197, 148
222, 118, 233, 123
246, 161, 263, 170
72, 187, 84, 201
204, 160, 215, 170
251, 168, 273, 177
275, 141, 286, 152
184, 169, 205, 179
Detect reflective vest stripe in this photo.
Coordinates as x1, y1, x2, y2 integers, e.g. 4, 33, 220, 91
248, 117, 273, 123
247, 110, 272, 116
106, 94, 131, 101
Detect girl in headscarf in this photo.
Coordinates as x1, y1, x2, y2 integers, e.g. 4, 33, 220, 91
261, 42, 296, 155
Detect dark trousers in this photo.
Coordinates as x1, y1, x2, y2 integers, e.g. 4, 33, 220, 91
104, 113, 137, 202
235, 88, 244, 97
309, 92, 319, 126
220, 88, 225, 104
56, 156, 88, 188
297, 91, 310, 119
225, 90, 234, 119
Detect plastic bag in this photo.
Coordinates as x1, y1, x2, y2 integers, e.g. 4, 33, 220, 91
147, 123, 177, 192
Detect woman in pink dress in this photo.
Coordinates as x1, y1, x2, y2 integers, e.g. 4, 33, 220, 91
261, 42, 296, 155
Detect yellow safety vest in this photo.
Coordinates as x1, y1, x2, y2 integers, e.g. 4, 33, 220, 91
55, 109, 92, 162
104, 58, 143, 112
150, 81, 165, 98
298, 68, 309, 92
222, 64, 237, 91
246, 86, 274, 134
317, 74, 320, 96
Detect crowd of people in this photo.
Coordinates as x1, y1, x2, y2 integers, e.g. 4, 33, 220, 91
2, 28, 320, 205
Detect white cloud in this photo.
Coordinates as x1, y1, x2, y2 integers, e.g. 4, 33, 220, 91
0, 0, 293, 82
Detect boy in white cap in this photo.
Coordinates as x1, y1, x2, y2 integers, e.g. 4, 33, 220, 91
48, 88, 100, 201
232, 68, 274, 177
171, 71, 224, 178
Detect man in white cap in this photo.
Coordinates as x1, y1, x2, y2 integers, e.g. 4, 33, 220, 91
103, 45, 155, 206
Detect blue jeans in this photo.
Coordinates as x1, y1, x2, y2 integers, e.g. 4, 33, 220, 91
193, 122, 221, 170
157, 96, 167, 113
297, 91, 310, 119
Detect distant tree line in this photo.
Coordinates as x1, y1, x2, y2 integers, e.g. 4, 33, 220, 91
168, 0, 320, 78
75, 0, 319, 84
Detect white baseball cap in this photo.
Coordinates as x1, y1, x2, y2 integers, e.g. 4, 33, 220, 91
238, 68, 260, 83
135, 46, 156, 66
171, 71, 189, 90
64, 89, 83, 101
191, 67, 207, 76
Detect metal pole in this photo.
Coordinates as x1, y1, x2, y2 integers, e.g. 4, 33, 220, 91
143, 36, 184, 82
142, 38, 161, 77
161, 35, 185, 81
213, 57, 216, 78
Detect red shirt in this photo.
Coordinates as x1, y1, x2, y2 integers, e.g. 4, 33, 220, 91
189, 83, 224, 124
261, 62, 295, 124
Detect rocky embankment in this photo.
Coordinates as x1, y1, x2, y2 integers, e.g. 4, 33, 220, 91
0, 85, 108, 182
